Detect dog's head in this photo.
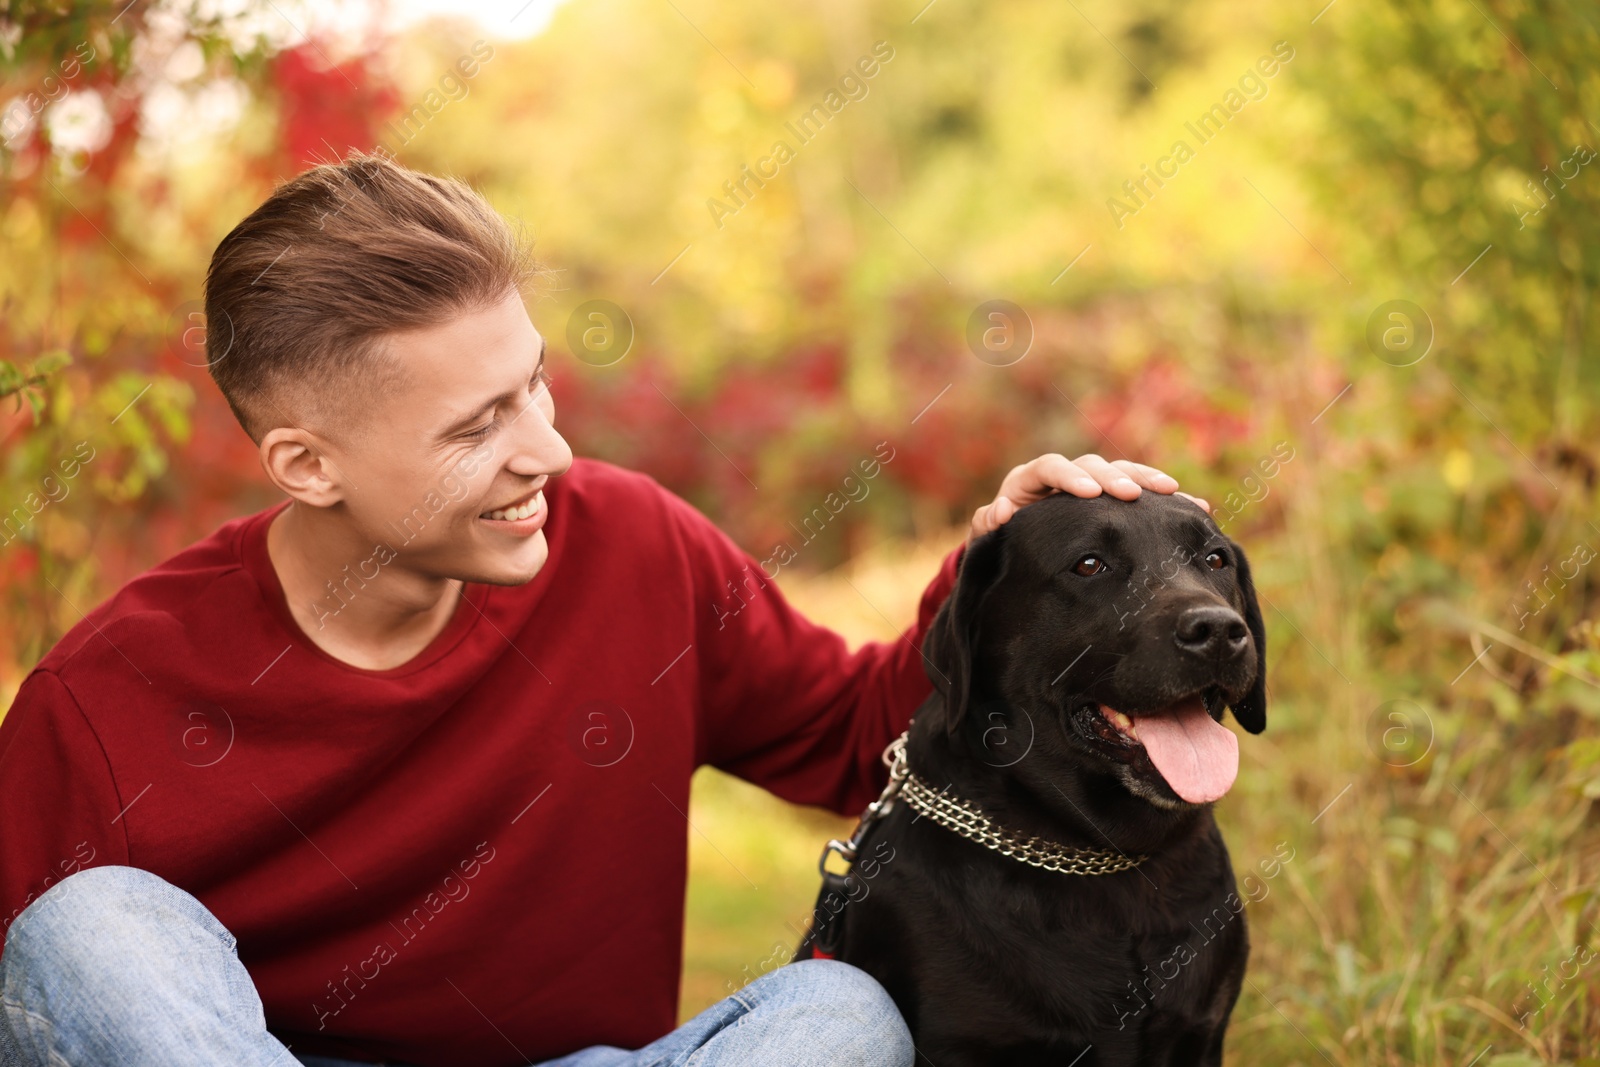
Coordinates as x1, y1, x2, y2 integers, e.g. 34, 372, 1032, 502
922, 491, 1266, 810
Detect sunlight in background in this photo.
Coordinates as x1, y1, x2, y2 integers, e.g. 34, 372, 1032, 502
386, 0, 569, 39
15, 0, 568, 161
254, 0, 572, 42
191, 0, 570, 43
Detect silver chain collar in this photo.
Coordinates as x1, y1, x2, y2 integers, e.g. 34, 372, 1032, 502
824, 731, 1146, 877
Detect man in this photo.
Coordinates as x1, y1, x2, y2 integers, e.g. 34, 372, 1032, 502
0, 154, 1194, 1067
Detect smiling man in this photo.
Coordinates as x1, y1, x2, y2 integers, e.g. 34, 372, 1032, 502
0, 154, 1192, 1067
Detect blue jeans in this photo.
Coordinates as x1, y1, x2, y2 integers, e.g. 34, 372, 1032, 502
0, 866, 912, 1067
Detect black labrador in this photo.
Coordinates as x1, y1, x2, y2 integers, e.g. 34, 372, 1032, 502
794, 490, 1267, 1066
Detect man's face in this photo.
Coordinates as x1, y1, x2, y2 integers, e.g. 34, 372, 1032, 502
324, 289, 573, 587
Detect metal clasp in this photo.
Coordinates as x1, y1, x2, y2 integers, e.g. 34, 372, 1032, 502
818, 731, 910, 877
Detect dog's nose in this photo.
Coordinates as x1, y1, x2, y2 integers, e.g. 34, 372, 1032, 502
1174, 605, 1249, 661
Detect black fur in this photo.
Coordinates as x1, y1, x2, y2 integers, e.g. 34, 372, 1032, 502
796, 491, 1267, 1066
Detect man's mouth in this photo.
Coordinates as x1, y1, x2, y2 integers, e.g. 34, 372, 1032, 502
479, 487, 545, 522
1080, 686, 1240, 805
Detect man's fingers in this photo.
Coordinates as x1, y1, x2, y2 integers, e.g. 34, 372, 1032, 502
1019, 453, 1102, 498
1112, 460, 1180, 491
1175, 491, 1213, 514
1073, 454, 1141, 499
979, 455, 1189, 547
1024, 454, 1098, 497
969, 495, 1028, 545
983, 497, 1017, 529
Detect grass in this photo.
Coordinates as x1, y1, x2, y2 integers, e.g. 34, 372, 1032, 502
676, 522, 1600, 1066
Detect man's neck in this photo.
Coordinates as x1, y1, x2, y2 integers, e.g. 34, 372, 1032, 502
266, 501, 465, 671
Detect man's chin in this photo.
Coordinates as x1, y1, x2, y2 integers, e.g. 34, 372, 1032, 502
461, 528, 551, 587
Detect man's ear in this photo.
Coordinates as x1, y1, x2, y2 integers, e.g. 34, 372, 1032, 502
1228, 539, 1268, 735
921, 527, 1008, 743
260, 425, 347, 508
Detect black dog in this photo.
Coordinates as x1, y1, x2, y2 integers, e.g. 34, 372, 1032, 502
795, 491, 1267, 1066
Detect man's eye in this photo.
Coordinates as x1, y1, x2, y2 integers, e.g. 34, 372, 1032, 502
1072, 556, 1107, 576
464, 369, 551, 441
1205, 550, 1228, 570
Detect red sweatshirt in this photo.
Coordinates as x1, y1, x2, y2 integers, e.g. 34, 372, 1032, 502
0, 456, 963, 1066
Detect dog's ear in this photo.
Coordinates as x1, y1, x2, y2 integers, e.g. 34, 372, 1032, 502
922, 527, 1008, 743
1228, 539, 1268, 734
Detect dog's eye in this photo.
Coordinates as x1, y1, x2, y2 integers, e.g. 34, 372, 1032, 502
1072, 556, 1106, 576
1205, 550, 1228, 570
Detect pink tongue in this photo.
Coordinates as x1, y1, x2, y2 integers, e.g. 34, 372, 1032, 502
1125, 697, 1239, 804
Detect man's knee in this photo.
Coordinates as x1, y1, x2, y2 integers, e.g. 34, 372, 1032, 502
4, 865, 232, 979
773, 959, 915, 1065
2, 865, 252, 1066
2, 864, 240, 1025
1, 866, 279, 1067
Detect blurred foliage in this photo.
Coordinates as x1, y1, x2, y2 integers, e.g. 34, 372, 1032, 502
2, 0, 1598, 1061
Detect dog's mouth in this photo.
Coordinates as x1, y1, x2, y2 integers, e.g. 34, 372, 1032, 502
1075, 686, 1239, 805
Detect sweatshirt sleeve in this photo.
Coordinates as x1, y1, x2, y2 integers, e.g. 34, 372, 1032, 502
660, 486, 965, 817
0, 669, 130, 941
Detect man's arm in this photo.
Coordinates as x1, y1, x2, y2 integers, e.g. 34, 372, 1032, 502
661, 485, 963, 818
0, 670, 131, 937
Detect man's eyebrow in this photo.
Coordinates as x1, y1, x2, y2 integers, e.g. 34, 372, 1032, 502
434, 338, 547, 440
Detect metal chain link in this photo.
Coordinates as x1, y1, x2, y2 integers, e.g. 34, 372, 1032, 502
886, 733, 1147, 876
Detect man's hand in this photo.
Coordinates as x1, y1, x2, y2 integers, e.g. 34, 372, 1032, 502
968, 453, 1209, 546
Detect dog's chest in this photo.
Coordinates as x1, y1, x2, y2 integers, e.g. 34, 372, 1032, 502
844, 817, 1247, 1045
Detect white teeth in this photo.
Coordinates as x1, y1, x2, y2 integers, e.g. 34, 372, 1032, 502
1100, 707, 1139, 740
482, 490, 542, 522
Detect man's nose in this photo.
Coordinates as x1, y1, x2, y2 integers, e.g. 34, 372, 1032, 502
506, 398, 573, 476
1173, 605, 1249, 661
